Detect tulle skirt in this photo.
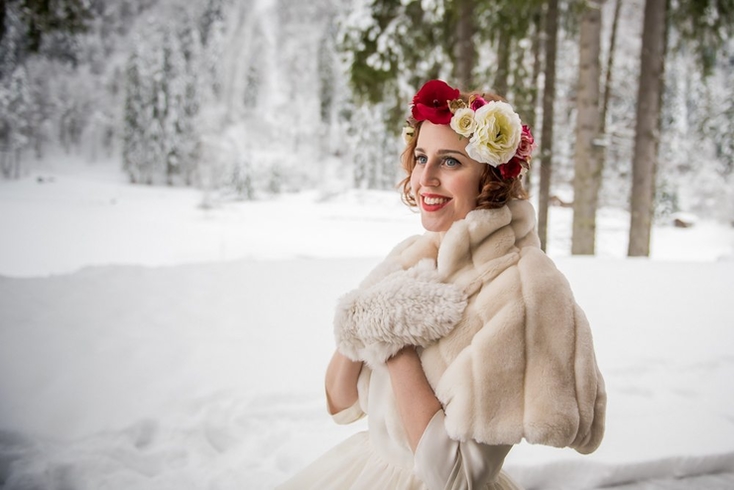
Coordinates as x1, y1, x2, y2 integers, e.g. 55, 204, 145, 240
275, 431, 523, 490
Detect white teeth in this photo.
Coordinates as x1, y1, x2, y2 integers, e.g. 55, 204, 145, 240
423, 196, 449, 205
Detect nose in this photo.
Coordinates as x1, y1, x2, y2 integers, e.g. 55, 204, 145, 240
419, 160, 440, 187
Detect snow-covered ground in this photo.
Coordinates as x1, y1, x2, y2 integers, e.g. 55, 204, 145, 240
1, 162, 734, 489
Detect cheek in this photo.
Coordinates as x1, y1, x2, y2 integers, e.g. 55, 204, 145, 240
409, 167, 420, 191
458, 174, 482, 208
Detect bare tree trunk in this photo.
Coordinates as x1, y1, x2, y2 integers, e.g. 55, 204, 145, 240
453, 0, 475, 90
0, 138, 9, 178
538, 0, 559, 252
494, 27, 512, 96
571, 0, 605, 255
628, 0, 667, 256
524, 10, 544, 195
13, 148, 21, 179
600, 0, 623, 134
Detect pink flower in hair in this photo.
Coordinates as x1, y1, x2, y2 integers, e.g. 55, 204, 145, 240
515, 125, 536, 161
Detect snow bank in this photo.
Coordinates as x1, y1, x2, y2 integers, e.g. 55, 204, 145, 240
1, 169, 734, 489
1, 257, 733, 489
1, 168, 732, 278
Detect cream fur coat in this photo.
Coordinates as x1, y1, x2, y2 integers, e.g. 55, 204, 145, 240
335, 199, 606, 455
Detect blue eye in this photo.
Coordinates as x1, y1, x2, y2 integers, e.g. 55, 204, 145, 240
443, 157, 460, 168
415, 154, 428, 165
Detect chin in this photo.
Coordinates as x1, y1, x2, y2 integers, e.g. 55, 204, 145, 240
420, 216, 451, 233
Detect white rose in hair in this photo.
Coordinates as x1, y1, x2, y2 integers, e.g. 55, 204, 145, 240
466, 101, 522, 167
449, 108, 477, 138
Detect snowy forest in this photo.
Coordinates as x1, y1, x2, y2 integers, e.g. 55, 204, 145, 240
1, 0, 733, 255
3, 2, 734, 488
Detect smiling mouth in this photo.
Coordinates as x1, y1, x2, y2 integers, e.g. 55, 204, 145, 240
421, 194, 452, 211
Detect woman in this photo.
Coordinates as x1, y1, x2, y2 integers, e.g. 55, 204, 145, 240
278, 80, 606, 489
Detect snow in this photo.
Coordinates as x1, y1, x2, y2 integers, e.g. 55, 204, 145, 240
1, 164, 734, 489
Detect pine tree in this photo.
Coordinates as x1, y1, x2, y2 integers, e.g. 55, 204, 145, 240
242, 24, 263, 112
627, 0, 734, 255
318, 24, 336, 126
339, 0, 546, 193
123, 49, 145, 183
339, 0, 452, 122
349, 103, 398, 190
160, 26, 186, 185
178, 13, 202, 185
231, 154, 254, 200
0, 66, 30, 178
199, 0, 224, 47
122, 13, 205, 187
199, 0, 226, 98
1, 0, 93, 84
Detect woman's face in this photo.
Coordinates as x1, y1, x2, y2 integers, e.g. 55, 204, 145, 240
410, 122, 486, 232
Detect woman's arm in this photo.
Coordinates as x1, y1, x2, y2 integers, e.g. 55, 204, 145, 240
386, 346, 442, 451
388, 346, 512, 489
324, 350, 363, 415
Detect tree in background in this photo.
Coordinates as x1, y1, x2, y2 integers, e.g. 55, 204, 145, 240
628, 0, 666, 257
6, 0, 734, 239
670, 0, 734, 78
588, 0, 622, 222
0, 0, 92, 80
178, 13, 202, 185
571, 0, 605, 255
0, 0, 92, 178
350, 103, 399, 189
122, 17, 202, 186
122, 48, 148, 184
198, 0, 226, 98
536, 0, 560, 251
629, 0, 734, 255
479, 0, 543, 97
338, 0, 447, 189
340, 0, 544, 191
709, 52, 734, 179
452, 0, 476, 88
159, 26, 186, 185
340, 0, 450, 123
0, 64, 31, 178
342, 0, 544, 115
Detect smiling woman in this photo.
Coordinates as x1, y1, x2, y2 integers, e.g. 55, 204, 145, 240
400, 87, 532, 224
277, 80, 606, 490
408, 122, 486, 232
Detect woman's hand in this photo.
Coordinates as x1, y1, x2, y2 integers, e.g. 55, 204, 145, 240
386, 346, 442, 452
325, 350, 363, 415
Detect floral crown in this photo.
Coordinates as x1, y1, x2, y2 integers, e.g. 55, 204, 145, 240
403, 79, 536, 180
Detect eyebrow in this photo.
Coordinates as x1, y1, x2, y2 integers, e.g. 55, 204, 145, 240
414, 148, 469, 159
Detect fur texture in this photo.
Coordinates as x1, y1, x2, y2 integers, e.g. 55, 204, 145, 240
334, 200, 606, 454
334, 259, 467, 368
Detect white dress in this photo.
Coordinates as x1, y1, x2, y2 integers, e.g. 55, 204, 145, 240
276, 363, 523, 490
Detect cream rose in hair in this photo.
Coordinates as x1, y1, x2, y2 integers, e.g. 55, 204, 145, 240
402, 126, 416, 145
449, 107, 477, 138
466, 101, 522, 167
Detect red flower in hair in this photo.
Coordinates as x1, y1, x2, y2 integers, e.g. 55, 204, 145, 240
499, 157, 524, 180
411, 80, 460, 125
